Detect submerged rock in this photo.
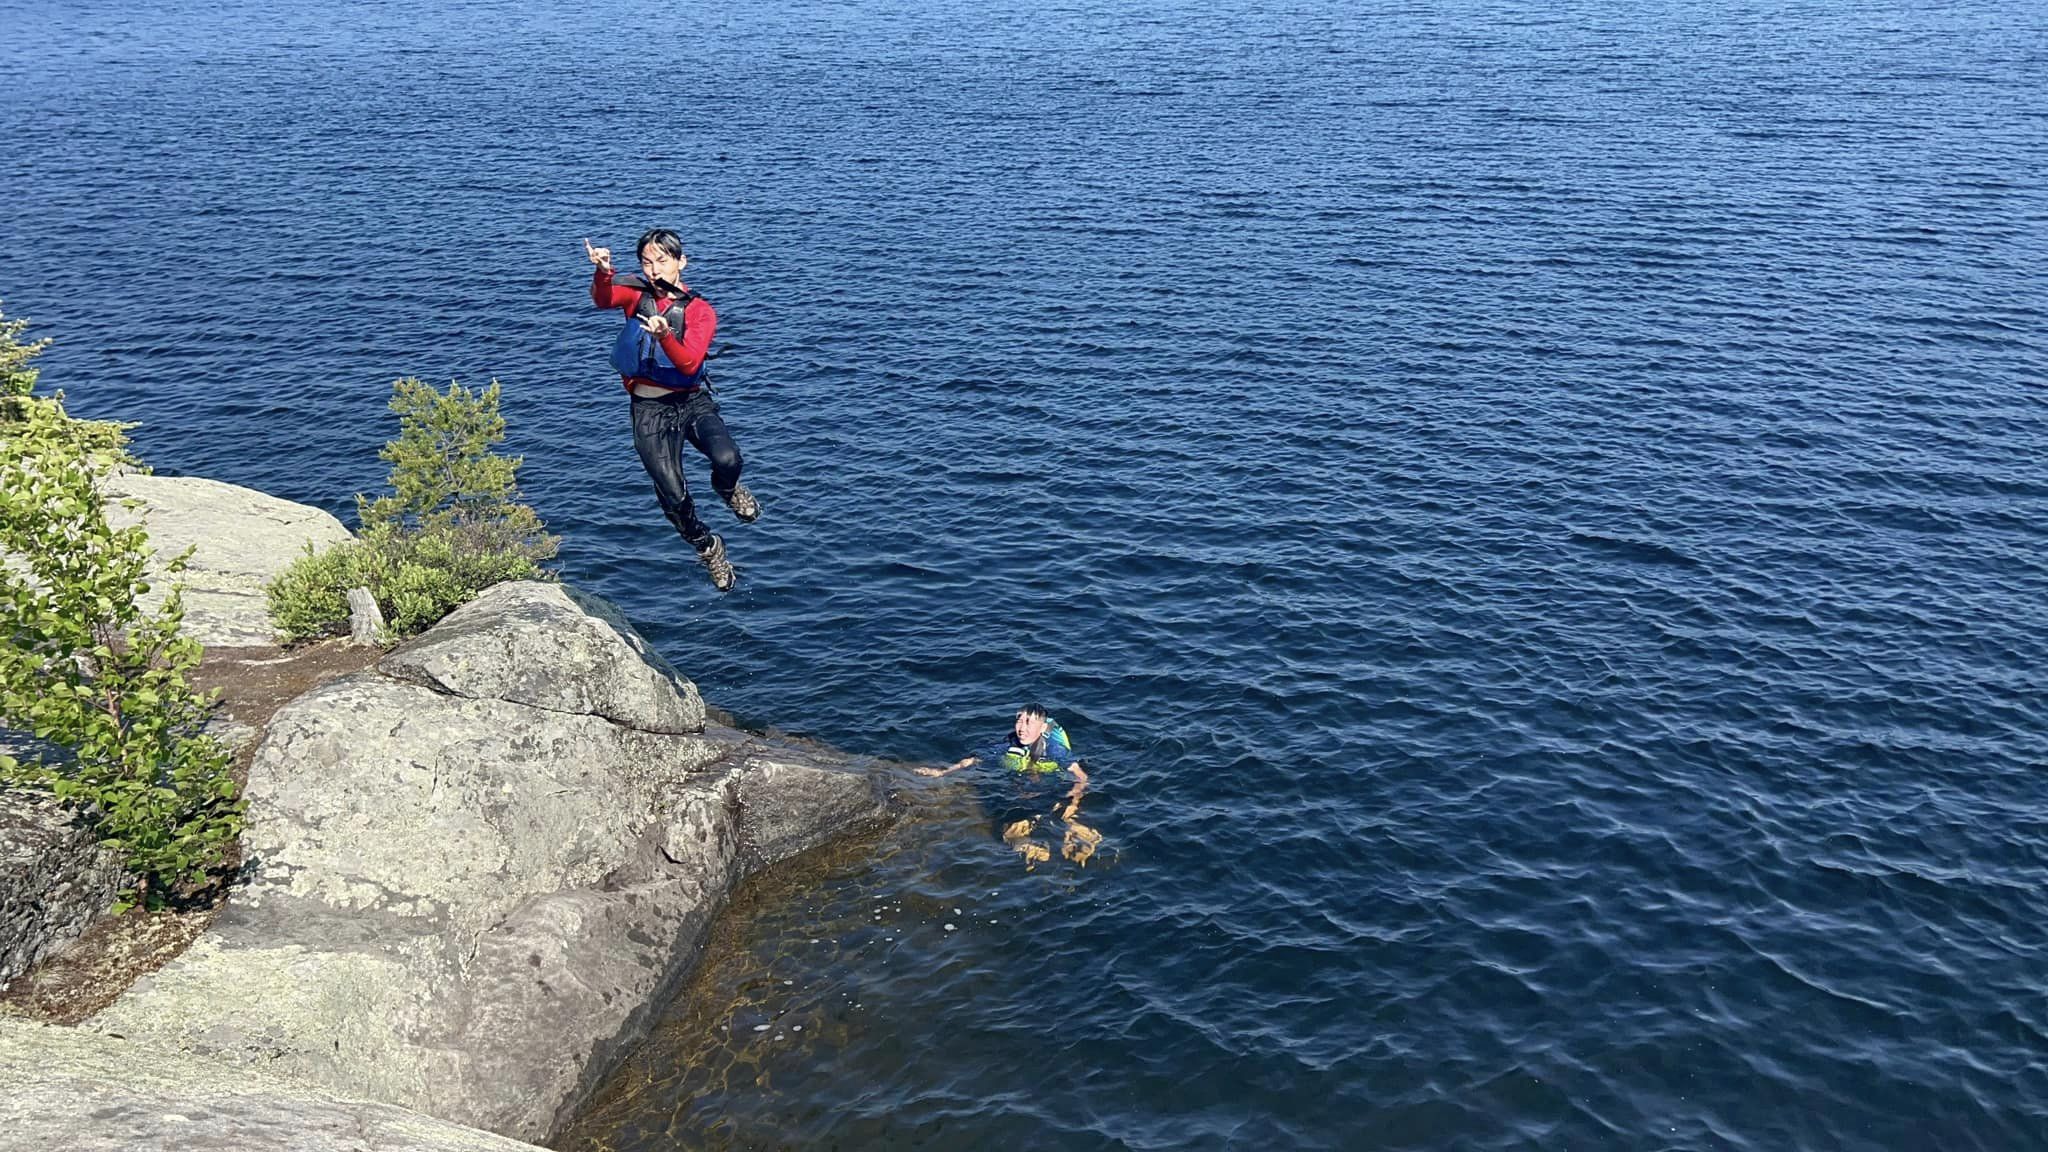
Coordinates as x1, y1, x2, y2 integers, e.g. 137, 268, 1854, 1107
94, 580, 890, 1144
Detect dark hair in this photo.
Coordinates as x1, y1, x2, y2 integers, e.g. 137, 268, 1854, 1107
1019, 703, 1048, 721
636, 227, 683, 261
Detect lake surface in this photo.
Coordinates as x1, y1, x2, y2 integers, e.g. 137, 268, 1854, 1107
3, 0, 2046, 1147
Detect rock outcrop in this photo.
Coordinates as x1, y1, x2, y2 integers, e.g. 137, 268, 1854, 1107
380, 581, 706, 733
95, 580, 891, 1143
104, 473, 353, 647
0, 1018, 545, 1152
0, 791, 126, 988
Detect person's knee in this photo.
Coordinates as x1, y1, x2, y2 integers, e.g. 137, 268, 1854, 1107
709, 442, 743, 482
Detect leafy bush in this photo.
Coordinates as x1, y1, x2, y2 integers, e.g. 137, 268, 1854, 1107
266, 538, 367, 641
0, 303, 243, 909
268, 377, 557, 642
1, 305, 52, 398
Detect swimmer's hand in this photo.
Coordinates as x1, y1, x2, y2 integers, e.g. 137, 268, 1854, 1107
917, 757, 977, 778
583, 238, 612, 271
639, 314, 673, 338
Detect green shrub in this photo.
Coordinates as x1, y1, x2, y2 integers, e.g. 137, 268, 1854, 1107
0, 303, 243, 909
267, 377, 557, 642
2, 305, 52, 398
383, 556, 467, 636
267, 539, 370, 641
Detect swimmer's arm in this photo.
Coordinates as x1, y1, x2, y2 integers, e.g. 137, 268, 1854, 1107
585, 240, 644, 310
915, 756, 978, 778
1057, 762, 1088, 819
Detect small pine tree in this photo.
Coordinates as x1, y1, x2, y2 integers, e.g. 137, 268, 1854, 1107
359, 377, 525, 534
268, 377, 558, 641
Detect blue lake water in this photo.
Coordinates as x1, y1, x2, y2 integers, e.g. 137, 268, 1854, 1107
4, 0, 2046, 1147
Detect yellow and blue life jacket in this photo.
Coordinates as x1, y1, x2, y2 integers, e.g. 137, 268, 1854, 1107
1002, 721, 1073, 775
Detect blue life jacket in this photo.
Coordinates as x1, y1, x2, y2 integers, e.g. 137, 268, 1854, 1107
609, 274, 704, 391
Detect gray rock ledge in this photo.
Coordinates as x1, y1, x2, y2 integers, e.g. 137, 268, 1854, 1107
91, 579, 891, 1144
0, 1018, 544, 1152
380, 581, 706, 733
104, 473, 354, 648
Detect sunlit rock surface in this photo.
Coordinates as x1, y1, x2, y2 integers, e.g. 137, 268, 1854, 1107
94, 580, 891, 1143
103, 473, 353, 647
0, 1018, 545, 1152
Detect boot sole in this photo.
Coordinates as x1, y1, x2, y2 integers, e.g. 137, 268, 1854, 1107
725, 486, 761, 524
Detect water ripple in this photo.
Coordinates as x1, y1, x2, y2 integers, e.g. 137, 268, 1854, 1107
5, 0, 2047, 1148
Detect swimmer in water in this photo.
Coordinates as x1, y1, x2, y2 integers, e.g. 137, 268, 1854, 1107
919, 704, 1100, 865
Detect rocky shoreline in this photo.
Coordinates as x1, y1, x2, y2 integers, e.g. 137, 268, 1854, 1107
0, 476, 895, 1150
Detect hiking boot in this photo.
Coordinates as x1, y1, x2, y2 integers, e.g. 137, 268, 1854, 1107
723, 482, 761, 524
694, 534, 736, 592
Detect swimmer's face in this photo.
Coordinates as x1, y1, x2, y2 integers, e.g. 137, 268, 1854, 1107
639, 242, 685, 286
1014, 711, 1047, 745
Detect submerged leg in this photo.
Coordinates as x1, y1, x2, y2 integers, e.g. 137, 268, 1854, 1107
1003, 818, 1050, 865
1062, 820, 1102, 865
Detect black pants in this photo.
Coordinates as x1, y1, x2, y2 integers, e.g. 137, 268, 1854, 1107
630, 388, 742, 547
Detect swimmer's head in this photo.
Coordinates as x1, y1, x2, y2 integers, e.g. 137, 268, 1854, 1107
1014, 704, 1049, 745
636, 227, 686, 288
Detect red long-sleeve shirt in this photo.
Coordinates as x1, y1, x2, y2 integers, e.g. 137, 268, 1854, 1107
592, 266, 718, 388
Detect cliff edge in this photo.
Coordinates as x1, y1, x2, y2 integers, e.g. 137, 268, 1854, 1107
0, 477, 892, 1149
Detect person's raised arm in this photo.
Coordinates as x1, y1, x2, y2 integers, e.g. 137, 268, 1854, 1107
585, 238, 641, 309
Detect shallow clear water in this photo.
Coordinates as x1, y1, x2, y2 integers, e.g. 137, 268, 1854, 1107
3, 0, 2046, 1147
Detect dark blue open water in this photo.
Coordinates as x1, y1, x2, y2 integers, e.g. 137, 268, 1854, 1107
4, 1, 2047, 1147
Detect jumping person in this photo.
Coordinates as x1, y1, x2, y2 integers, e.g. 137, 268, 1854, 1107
585, 230, 759, 592
919, 705, 1100, 865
